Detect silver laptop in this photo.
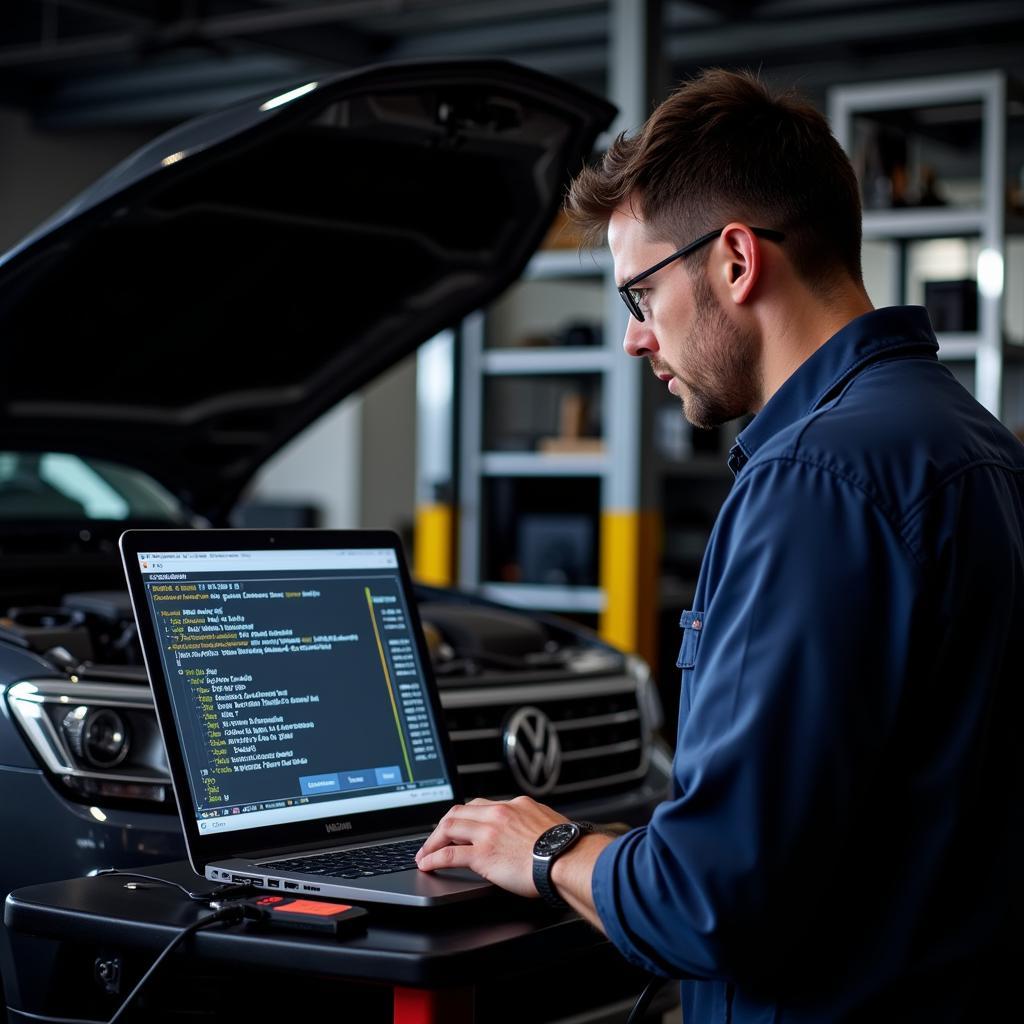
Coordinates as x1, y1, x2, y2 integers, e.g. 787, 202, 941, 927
119, 528, 492, 907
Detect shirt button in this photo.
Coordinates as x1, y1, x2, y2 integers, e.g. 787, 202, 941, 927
692, 620, 701, 630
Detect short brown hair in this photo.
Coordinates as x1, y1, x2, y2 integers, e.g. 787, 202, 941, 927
566, 68, 863, 290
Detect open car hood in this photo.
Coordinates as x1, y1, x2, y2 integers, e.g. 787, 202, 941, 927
0, 60, 614, 520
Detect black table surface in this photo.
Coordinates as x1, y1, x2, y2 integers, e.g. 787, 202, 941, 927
3, 861, 609, 988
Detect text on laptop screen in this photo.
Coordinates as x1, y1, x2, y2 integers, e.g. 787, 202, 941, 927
137, 547, 453, 836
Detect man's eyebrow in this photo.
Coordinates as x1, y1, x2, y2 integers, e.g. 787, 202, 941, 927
614, 270, 647, 290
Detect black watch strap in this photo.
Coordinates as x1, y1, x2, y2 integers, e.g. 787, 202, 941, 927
532, 821, 594, 909
532, 854, 562, 908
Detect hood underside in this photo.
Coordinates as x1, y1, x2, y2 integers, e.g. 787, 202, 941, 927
0, 60, 614, 519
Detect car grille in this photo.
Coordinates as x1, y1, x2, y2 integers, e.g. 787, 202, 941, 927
440, 677, 647, 801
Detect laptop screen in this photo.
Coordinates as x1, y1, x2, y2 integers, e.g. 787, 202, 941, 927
134, 545, 454, 838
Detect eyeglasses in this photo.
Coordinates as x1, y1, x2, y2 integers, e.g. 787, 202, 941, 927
617, 226, 786, 322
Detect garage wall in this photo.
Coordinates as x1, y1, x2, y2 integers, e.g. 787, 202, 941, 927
357, 355, 418, 542
244, 396, 364, 528
243, 353, 418, 536
0, 107, 151, 251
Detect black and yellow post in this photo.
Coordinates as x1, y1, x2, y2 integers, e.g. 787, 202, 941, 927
599, 509, 661, 669
414, 502, 455, 587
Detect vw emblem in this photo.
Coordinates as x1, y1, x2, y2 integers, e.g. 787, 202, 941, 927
503, 706, 561, 796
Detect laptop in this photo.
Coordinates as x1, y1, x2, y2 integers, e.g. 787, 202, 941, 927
119, 528, 493, 907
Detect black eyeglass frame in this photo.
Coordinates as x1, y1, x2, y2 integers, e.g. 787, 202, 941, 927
617, 226, 786, 322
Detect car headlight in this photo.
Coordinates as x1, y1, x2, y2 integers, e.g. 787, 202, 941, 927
6, 679, 171, 809
62, 707, 130, 769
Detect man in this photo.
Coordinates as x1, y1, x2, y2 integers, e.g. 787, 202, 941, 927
417, 69, 1022, 1021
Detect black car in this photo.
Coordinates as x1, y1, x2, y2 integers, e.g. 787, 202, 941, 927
0, 60, 673, 1020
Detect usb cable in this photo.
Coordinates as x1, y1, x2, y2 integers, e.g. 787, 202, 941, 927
91, 868, 256, 902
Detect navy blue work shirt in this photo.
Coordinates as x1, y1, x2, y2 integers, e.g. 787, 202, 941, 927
592, 306, 1023, 1022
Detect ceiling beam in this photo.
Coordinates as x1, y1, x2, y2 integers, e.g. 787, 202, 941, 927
666, 1, 1024, 62
29, 0, 155, 26
353, 0, 603, 35
0, 0, 391, 69
388, 10, 606, 59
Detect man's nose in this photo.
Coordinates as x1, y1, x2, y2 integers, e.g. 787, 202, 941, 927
623, 315, 658, 359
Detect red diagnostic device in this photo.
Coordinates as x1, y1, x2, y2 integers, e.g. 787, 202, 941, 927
240, 895, 369, 938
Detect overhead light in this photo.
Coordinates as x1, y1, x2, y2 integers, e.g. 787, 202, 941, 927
977, 249, 1004, 300
259, 82, 318, 112
89, 807, 108, 823
160, 151, 186, 167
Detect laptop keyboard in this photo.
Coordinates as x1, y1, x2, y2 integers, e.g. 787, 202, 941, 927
263, 839, 423, 879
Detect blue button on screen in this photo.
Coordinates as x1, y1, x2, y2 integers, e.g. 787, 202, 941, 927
301, 766, 403, 798
375, 766, 402, 786
300, 773, 340, 796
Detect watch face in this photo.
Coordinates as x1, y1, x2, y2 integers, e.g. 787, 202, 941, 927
534, 823, 579, 857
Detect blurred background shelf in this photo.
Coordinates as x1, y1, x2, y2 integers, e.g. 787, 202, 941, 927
861, 208, 987, 239
480, 452, 608, 476
830, 70, 1020, 423
477, 583, 606, 614
524, 249, 613, 280
481, 348, 614, 374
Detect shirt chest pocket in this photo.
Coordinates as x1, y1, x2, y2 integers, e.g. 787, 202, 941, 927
676, 609, 705, 670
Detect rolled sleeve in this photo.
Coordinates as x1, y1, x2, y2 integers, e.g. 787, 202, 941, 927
590, 456, 922, 982
592, 828, 680, 977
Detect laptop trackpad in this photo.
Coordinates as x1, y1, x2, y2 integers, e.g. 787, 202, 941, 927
362, 866, 490, 895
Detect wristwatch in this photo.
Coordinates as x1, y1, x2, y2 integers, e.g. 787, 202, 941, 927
532, 821, 594, 909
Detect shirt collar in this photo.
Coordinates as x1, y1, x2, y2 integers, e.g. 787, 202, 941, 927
728, 305, 938, 476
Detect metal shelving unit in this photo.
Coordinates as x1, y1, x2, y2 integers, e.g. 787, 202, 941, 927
457, 254, 632, 618
454, 233, 728, 675
860, 207, 988, 239
829, 71, 1013, 416
522, 249, 613, 279
480, 348, 614, 375
479, 452, 609, 477
405, 0, 672, 666
477, 582, 606, 613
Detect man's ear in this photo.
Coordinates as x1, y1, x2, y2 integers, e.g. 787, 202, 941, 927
718, 222, 762, 305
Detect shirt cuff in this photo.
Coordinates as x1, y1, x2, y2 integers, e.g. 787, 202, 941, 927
591, 826, 671, 976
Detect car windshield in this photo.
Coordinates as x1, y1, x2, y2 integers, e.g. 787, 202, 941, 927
0, 451, 188, 523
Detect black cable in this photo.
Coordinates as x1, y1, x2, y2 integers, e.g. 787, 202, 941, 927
92, 869, 255, 903
10, 903, 246, 1024
32, 871, 665, 1023
625, 976, 671, 1024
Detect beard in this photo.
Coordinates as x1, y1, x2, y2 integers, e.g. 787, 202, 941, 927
663, 272, 761, 429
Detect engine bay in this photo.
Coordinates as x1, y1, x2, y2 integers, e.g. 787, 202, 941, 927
0, 587, 621, 684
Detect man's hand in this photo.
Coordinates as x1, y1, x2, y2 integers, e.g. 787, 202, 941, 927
415, 795, 569, 898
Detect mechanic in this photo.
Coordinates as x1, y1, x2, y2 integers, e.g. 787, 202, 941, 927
417, 69, 1023, 1021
